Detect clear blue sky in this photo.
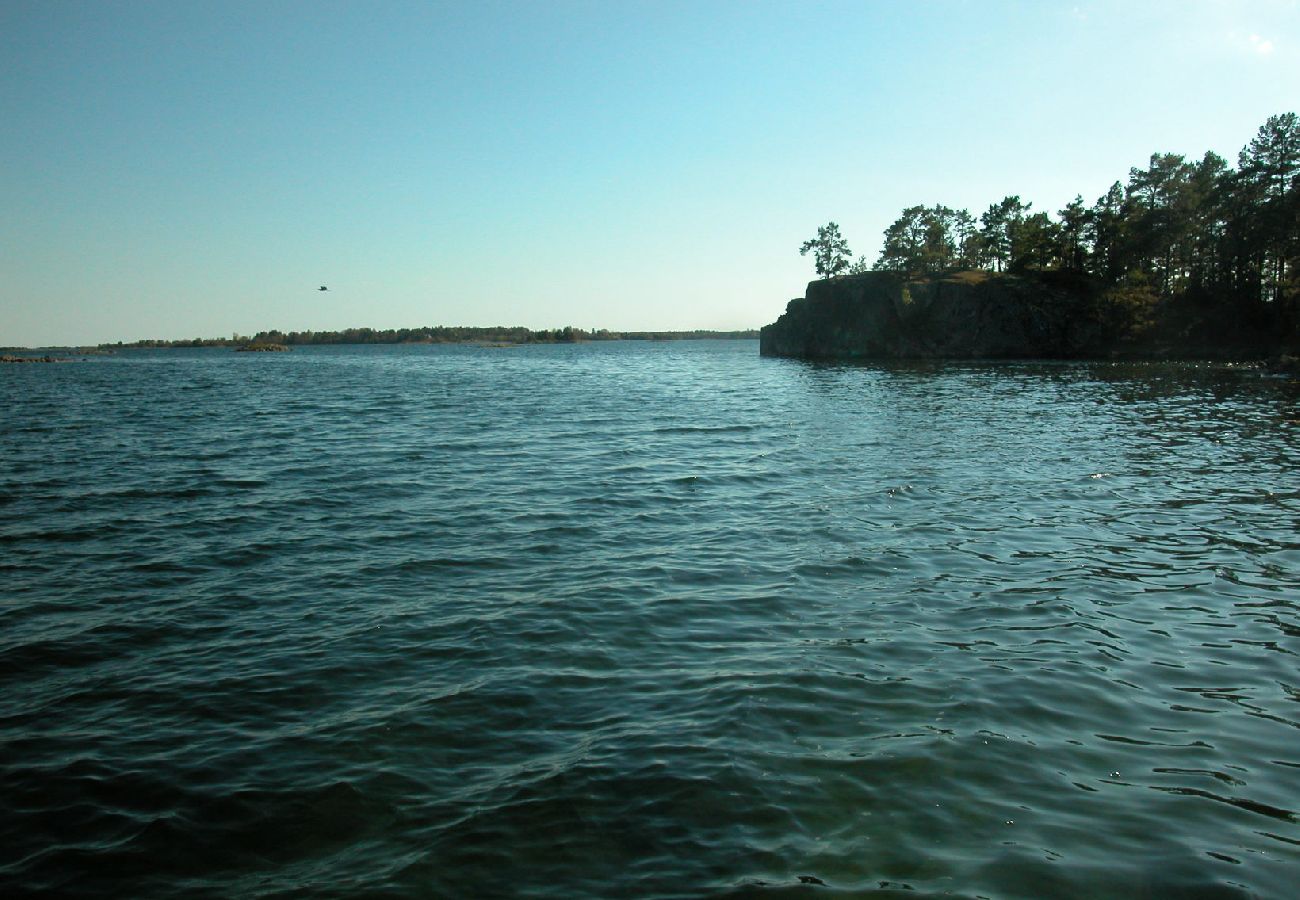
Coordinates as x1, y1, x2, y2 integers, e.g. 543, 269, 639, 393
3, 0, 1298, 346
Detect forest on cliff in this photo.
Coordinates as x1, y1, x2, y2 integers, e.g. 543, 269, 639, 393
803, 113, 1299, 352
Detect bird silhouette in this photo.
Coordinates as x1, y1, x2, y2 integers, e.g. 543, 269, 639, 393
319, 286, 329, 291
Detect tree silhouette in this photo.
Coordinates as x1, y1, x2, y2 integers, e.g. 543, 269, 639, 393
813, 112, 1300, 353
800, 222, 852, 279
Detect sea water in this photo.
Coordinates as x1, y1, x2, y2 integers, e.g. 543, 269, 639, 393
2, 342, 1297, 898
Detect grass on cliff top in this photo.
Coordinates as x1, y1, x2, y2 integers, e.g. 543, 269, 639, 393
942, 270, 994, 285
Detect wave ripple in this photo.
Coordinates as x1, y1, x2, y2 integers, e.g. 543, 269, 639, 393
2, 345, 1298, 898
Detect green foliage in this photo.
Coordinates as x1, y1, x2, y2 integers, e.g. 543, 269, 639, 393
1236, 113, 1300, 304
824, 111, 1300, 355
1057, 196, 1089, 271
875, 205, 970, 274
1009, 211, 1060, 271
979, 196, 1031, 271
1239, 112, 1300, 202
800, 222, 853, 279
1098, 270, 1160, 341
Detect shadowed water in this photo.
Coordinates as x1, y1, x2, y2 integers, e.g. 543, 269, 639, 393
2, 342, 1297, 898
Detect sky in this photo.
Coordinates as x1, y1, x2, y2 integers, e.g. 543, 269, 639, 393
2, 0, 1299, 346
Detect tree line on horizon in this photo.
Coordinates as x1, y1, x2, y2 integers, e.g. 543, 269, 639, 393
800, 113, 1299, 348
97, 325, 759, 349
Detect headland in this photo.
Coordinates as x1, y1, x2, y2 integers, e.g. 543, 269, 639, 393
761, 270, 1295, 363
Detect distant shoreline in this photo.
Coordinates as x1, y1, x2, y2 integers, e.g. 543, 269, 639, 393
3, 328, 760, 353
0, 353, 77, 363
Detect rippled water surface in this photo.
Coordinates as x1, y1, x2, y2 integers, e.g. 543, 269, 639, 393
2, 342, 1298, 898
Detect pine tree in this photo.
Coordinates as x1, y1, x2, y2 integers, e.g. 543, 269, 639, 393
799, 222, 853, 279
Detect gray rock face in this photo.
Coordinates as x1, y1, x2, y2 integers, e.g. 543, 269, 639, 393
760, 270, 1105, 359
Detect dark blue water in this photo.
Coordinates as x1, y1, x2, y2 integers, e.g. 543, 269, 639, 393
2, 342, 1297, 898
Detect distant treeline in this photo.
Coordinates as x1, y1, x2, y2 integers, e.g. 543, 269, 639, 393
801, 113, 1300, 353
101, 326, 759, 349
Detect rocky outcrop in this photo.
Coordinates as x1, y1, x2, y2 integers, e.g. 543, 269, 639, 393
760, 270, 1111, 360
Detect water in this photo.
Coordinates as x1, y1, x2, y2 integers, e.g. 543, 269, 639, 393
2, 342, 1297, 898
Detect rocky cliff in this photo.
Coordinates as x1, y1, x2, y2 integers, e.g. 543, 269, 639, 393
760, 270, 1112, 360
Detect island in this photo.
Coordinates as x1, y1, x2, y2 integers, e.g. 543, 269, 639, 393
1, 354, 72, 363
